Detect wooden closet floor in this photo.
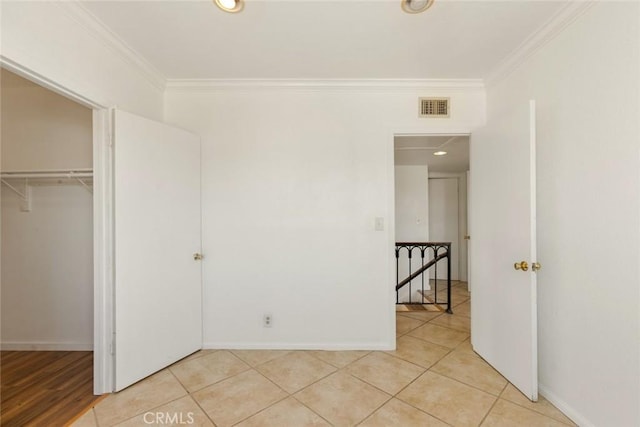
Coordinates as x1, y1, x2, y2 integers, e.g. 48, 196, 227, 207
1, 351, 99, 426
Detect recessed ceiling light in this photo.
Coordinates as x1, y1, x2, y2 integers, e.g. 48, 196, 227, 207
215, 0, 244, 13
401, 0, 435, 14
433, 151, 447, 156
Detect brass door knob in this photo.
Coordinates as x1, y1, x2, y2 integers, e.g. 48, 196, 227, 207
532, 262, 541, 272
514, 261, 529, 271
193, 253, 203, 261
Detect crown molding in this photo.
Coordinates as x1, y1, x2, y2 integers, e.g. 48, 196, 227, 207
165, 78, 485, 92
55, 1, 166, 92
484, 1, 596, 87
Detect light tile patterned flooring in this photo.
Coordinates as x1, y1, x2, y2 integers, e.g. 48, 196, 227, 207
73, 282, 575, 427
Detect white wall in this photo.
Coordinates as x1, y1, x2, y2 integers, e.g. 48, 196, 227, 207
485, 3, 639, 426
395, 165, 429, 243
166, 84, 485, 349
1, 70, 92, 170
0, 1, 164, 120
394, 164, 429, 302
428, 177, 459, 281
1, 70, 94, 350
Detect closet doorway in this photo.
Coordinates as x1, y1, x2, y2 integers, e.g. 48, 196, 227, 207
0, 69, 99, 424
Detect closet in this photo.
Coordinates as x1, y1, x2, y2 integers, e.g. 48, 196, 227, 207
0, 68, 97, 424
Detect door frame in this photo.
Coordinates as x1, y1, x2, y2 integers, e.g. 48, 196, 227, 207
388, 129, 471, 342
1, 58, 114, 394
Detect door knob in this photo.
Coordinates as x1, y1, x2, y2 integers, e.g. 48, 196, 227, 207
193, 253, 203, 261
514, 261, 528, 271
532, 262, 541, 272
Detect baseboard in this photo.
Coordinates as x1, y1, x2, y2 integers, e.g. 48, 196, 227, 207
0, 342, 93, 351
203, 342, 395, 351
539, 383, 593, 427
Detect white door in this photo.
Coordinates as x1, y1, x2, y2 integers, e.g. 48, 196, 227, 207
428, 178, 459, 280
469, 100, 538, 401
113, 110, 202, 391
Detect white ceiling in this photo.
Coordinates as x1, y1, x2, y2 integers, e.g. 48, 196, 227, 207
80, 0, 566, 80
394, 135, 469, 172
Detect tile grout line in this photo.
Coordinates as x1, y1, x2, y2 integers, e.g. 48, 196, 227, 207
332, 370, 394, 425
384, 336, 455, 369
477, 394, 501, 426
105, 389, 190, 426
304, 349, 373, 370
352, 393, 394, 426
387, 366, 455, 426
402, 332, 469, 350
171, 358, 222, 427
229, 349, 292, 369
173, 350, 254, 394
498, 391, 577, 426
290, 394, 340, 426
233, 366, 322, 425
340, 366, 400, 398
214, 367, 290, 426
426, 366, 507, 398
228, 363, 338, 427
253, 355, 339, 396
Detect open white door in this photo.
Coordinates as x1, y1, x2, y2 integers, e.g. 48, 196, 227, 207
113, 110, 202, 391
469, 100, 538, 401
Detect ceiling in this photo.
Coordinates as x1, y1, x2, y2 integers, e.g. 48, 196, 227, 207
394, 135, 469, 172
80, 0, 566, 80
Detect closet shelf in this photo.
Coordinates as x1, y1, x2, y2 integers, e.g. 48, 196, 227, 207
1, 169, 94, 207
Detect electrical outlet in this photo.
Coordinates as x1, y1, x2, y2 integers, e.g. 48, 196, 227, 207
263, 313, 273, 328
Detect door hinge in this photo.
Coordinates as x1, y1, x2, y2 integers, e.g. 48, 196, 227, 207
110, 334, 116, 355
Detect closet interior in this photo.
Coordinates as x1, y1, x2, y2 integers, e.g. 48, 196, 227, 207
0, 68, 99, 424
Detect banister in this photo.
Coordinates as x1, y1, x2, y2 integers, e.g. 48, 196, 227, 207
395, 252, 447, 291
395, 241, 452, 314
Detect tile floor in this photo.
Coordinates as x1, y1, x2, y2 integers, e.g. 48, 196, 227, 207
73, 282, 576, 427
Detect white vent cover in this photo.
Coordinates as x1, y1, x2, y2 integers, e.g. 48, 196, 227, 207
419, 97, 450, 118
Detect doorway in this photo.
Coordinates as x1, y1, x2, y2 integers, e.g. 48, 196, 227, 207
393, 134, 470, 304
0, 68, 100, 424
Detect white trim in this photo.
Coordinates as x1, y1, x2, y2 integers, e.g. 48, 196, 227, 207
484, 1, 595, 87
387, 129, 397, 350
539, 384, 591, 427
428, 172, 468, 179
166, 78, 485, 92
1, 58, 113, 394
395, 132, 471, 138
93, 108, 115, 395
55, 1, 166, 92
0, 342, 93, 351
1, 56, 104, 109
203, 342, 395, 351
528, 99, 538, 401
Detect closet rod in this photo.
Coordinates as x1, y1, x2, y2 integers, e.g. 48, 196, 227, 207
2, 168, 92, 172
1, 173, 93, 179
1, 169, 93, 179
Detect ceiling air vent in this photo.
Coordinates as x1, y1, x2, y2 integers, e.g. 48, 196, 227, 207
419, 97, 450, 118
